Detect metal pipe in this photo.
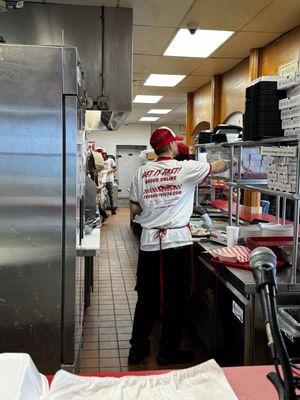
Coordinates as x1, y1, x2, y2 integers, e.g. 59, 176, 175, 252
228, 145, 234, 225
291, 141, 300, 284
282, 197, 287, 225
275, 196, 280, 224
236, 146, 242, 226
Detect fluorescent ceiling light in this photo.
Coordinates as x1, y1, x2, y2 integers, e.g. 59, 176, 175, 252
133, 95, 163, 103
144, 74, 186, 87
164, 28, 234, 58
148, 109, 172, 115
139, 116, 160, 122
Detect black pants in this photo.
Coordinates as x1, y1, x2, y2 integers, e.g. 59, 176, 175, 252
105, 182, 115, 211
98, 203, 108, 220
130, 246, 192, 351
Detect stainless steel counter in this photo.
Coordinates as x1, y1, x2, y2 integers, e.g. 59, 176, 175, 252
196, 239, 300, 294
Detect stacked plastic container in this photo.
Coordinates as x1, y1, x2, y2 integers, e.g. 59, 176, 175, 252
278, 71, 300, 136
243, 77, 286, 140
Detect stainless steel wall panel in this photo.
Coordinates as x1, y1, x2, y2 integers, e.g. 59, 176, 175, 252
62, 47, 78, 95
0, 44, 63, 373
62, 95, 78, 364
0, 3, 102, 100
103, 7, 133, 112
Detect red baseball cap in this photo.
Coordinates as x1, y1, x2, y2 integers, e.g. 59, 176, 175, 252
95, 147, 105, 154
150, 127, 183, 151
177, 142, 189, 155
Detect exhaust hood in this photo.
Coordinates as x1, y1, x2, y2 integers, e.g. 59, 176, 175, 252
0, 4, 133, 130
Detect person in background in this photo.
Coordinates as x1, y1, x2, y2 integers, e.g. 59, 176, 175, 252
102, 152, 117, 215
174, 142, 191, 161
128, 126, 231, 366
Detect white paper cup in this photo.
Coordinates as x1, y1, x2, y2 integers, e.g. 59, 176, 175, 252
226, 226, 239, 247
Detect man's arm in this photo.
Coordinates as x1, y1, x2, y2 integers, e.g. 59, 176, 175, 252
210, 159, 231, 174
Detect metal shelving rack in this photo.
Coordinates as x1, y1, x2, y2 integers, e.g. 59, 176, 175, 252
225, 136, 300, 286
195, 137, 300, 285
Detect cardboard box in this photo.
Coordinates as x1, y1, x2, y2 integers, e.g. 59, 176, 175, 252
292, 116, 300, 128
277, 172, 296, 183
260, 146, 297, 157
284, 128, 300, 136
279, 95, 300, 110
287, 85, 300, 98
281, 108, 292, 119
277, 72, 299, 90
277, 164, 297, 174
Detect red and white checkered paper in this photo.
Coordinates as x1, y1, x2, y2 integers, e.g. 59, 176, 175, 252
209, 246, 251, 263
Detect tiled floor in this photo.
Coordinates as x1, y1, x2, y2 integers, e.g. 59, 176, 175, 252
80, 208, 209, 373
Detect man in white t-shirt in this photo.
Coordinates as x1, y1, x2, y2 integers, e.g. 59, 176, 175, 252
103, 152, 117, 215
128, 127, 231, 366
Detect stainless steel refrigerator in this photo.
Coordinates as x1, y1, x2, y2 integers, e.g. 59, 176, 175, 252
0, 44, 85, 373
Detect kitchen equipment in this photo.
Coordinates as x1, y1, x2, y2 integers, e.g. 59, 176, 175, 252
1, 4, 133, 131
196, 130, 213, 144
211, 124, 242, 143
0, 44, 85, 373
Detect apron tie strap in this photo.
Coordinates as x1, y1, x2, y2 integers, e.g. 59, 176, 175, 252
154, 228, 167, 316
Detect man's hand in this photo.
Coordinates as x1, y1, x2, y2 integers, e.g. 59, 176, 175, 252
211, 159, 232, 174
130, 202, 142, 216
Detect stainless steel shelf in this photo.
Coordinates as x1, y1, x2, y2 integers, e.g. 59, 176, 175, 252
195, 143, 224, 149
229, 182, 296, 200
223, 136, 300, 147
210, 176, 268, 184
209, 174, 230, 181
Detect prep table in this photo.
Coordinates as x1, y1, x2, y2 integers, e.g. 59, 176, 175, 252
189, 219, 300, 367
77, 228, 101, 308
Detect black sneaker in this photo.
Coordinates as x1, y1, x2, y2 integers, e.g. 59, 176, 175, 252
157, 349, 194, 366
128, 346, 151, 364
102, 214, 109, 223
112, 208, 117, 215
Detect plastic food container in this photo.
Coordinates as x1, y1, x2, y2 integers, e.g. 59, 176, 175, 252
0, 353, 49, 400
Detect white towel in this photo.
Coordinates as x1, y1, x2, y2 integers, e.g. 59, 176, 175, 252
44, 359, 238, 400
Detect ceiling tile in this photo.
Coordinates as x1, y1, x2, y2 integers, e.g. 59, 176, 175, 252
173, 104, 187, 113
212, 31, 282, 58
27, 0, 119, 4
192, 58, 242, 75
132, 103, 154, 112
168, 87, 195, 95
178, 75, 211, 87
133, 26, 176, 55
180, 0, 272, 30
159, 96, 187, 105
133, 73, 148, 86
120, 0, 194, 27
242, 0, 300, 33
133, 55, 202, 75
133, 85, 171, 96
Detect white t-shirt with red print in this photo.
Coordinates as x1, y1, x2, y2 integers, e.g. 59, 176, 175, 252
130, 157, 211, 251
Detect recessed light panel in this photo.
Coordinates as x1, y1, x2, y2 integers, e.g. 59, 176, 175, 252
139, 116, 160, 122
164, 28, 234, 58
133, 95, 163, 103
144, 74, 186, 87
148, 109, 172, 115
